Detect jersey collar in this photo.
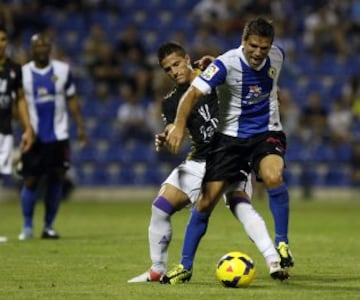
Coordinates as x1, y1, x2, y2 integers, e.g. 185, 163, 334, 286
30, 61, 52, 74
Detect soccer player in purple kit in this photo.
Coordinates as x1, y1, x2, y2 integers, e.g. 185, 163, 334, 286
163, 17, 294, 284
128, 42, 287, 283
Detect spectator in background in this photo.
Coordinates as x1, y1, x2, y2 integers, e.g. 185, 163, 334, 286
191, 24, 224, 58
18, 33, 88, 240
115, 24, 153, 99
273, 19, 300, 77
299, 91, 329, 144
278, 88, 300, 140
297, 91, 329, 198
88, 41, 123, 93
115, 24, 145, 61
83, 23, 124, 93
83, 23, 109, 68
244, 0, 272, 18
192, 0, 247, 36
303, 2, 347, 59
327, 96, 353, 144
116, 82, 152, 143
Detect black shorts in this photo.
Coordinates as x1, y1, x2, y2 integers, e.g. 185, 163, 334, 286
203, 131, 286, 183
21, 139, 70, 177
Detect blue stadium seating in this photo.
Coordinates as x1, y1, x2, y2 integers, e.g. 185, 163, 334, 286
21, 2, 353, 188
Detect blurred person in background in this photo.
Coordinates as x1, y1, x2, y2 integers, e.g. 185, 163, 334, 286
18, 32, 87, 240
116, 81, 152, 143
115, 24, 153, 99
297, 91, 329, 199
303, 1, 347, 59
327, 96, 353, 144
128, 42, 287, 283
0, 25, 33, 182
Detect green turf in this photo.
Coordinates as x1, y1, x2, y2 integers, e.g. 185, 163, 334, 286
1, 195, 359, 300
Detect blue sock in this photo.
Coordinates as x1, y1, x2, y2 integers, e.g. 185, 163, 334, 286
20, 186, 37, 228
268, 184, 289, 245
44, 183, 63, 229
181, 208, 210, 270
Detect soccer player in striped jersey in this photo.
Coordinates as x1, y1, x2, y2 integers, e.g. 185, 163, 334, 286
18, 33, 87, 240
163, 17, 294, 284
0, 26, 33, 178
128, 42, 287, 283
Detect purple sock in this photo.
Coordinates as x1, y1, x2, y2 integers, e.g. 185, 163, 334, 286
153, 196, 176, 215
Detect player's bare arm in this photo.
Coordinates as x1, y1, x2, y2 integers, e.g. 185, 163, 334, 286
67, 95, 88, 147
166, 86, 203, 154
17, 89, 34, 152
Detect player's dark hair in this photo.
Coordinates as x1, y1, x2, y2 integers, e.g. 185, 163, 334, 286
157, 42, 186, 65
242, 17, 274, 42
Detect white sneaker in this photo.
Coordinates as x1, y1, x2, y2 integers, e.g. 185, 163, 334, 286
18, 227, 33, 240
269, 261, 289, 281
128, 269, 164, 283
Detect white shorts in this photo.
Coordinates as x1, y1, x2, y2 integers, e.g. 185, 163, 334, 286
163, 160, 252, 203
0, 134, 14, 175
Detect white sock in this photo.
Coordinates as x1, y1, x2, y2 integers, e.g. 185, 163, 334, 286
148, 205, 172, 273
232, 202, 279, 266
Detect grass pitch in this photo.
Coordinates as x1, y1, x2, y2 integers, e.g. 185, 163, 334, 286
0, 192, 359, 300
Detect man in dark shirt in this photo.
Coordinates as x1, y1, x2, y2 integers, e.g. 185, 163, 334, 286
0, 25, 33, 178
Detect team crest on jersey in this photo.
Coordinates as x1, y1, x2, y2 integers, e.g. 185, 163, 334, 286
247, 85, 262, 98
201, 64, 219, 80
268, 67, 276, 79
37, 87, 48, 96
52, 74, 58, 82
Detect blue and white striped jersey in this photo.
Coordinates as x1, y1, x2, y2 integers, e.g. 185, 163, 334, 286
192, 45, 284, 138
22, 60, 76, 143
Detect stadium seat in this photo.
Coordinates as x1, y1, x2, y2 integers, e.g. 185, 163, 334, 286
135, 165, 166, 186
324, 166, 351, 186
121, 140, 157, 164
117, 165, 137, 185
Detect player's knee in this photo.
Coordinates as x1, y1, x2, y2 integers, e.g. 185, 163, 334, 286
197, 195, 217, 213
152, 196, 177, 215
262, 172, 283, 188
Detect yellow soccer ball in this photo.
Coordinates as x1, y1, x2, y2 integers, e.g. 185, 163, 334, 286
216, 251, 256, 288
